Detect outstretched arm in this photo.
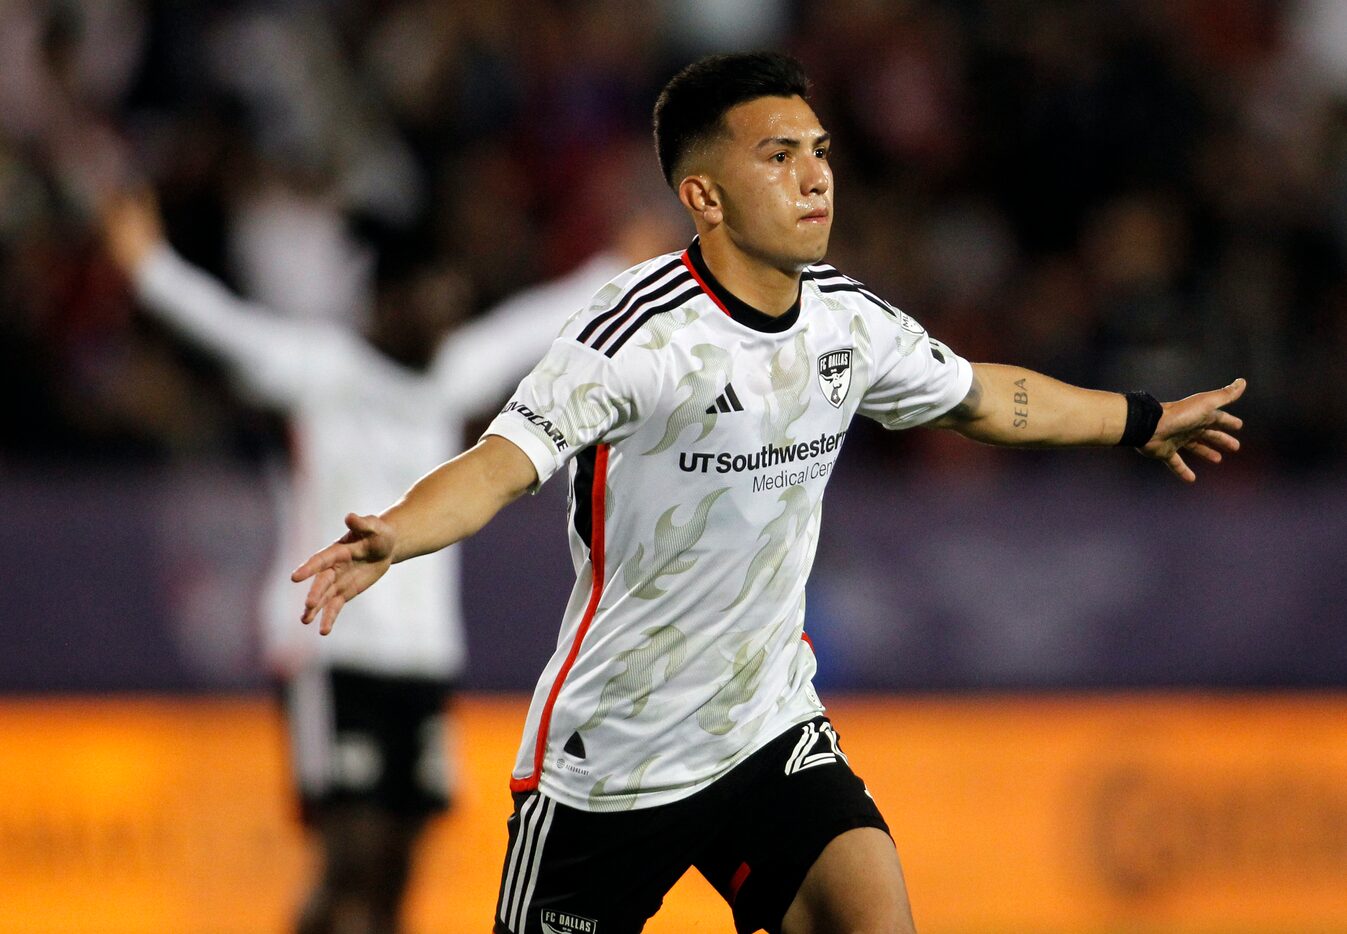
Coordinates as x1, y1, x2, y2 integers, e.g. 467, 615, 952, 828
931, 363, 1246, 482
291, 434, 538, 635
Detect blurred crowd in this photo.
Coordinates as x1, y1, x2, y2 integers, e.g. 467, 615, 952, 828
3, 0, 1346, 475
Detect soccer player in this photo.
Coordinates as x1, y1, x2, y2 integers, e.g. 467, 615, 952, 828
101, 191, 671, 934
292, 52, 1246, 934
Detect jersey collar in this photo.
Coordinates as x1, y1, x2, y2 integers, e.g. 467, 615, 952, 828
682, 238, 801, 333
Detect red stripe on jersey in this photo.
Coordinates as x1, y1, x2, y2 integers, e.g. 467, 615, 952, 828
510, 443, 610, 794
801, 632, 814, 651
681, 250, 732, 317
728, 861, 752, 903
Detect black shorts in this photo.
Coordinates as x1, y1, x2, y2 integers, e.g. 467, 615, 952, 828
493, 716, 888, 934
279, 666, 455, 820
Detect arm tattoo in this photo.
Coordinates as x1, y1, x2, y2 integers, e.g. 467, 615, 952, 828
1012, 377, 1029, 429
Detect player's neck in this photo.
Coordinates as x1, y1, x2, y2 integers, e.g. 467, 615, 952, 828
697, 234, 802, 318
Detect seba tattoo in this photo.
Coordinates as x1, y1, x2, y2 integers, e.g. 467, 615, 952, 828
1012, 378, 1029, 428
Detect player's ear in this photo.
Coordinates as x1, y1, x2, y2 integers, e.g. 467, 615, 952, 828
678, 175, 722, 226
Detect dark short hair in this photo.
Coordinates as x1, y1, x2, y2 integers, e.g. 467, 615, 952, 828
652, 51, 811, 188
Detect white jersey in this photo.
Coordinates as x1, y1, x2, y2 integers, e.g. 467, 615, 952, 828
136, 245, 624, 680
484, 239, 973, 811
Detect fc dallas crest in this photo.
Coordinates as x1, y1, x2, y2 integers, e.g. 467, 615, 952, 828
817, 348, 852, 407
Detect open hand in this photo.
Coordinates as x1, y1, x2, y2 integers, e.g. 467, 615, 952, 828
291, 513, 398, 635
1141, 378, 1246, 483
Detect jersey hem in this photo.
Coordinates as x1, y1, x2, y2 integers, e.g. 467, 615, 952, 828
517, 701, 827, 812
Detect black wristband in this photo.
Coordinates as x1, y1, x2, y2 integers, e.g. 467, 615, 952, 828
1117, 391, 1163, 447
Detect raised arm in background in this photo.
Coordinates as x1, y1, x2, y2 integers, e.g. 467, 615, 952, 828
932, 363, 1246, 483
291, 434, 538, 634
101, 191, 331, 405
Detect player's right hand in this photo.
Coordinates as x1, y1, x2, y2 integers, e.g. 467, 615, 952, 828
292, 512, 397, 635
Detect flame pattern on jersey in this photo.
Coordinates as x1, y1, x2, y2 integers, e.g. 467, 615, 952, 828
636, 306, 698, 352
644, 343, 732, 454
587, 753, 658, 812
527, 344, 571, 409
529, 348, 626, 444
698, 636, 771, 736
623, 487, 729, 599
578, 622, 691, 732
725, 485, 816, 610
761, 333, 812, 446
562, 382, 615, 437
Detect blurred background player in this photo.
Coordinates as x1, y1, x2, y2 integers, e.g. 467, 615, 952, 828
101, 190, 677, 934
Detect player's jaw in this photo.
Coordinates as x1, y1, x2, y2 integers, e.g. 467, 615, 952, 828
722, 193, 832, 276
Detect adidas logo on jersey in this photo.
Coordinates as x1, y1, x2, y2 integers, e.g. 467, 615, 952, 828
704, 383, 745, 414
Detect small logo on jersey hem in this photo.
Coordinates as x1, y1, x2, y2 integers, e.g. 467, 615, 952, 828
704, 382, 745, 414
541, 909, 598, 933
817, 349, 852, 407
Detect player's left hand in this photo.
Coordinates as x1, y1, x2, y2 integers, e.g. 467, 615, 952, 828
1140, 378, 1246, 483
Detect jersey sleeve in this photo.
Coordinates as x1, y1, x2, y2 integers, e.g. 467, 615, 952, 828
856, 306, 973, 430
135, 243, 348, 404
481, 335, 645, 488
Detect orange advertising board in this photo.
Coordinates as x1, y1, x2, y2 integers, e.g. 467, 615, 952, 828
0, 694, 1344, 933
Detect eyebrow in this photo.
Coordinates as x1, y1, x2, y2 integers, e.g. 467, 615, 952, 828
755, 132, 831, 151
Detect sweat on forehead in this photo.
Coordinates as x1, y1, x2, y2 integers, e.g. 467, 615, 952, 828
652, 50, 811, 187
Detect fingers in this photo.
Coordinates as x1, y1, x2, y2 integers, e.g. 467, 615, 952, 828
319, 595, 347, 637
299, 567, 351, 634
1186, 442, 1221, 464
1161, 428, 1240, 480
1172, 379, 1245, 431
300, 568, 335, 625
292, 519, 382, 582
1148, 380, 1245, 482
1197, 379, 1245, 427
1166, 451, 1197, 484
292, 555, 321, 584
291, 543, 347, 583
1199, 428, 1240, 453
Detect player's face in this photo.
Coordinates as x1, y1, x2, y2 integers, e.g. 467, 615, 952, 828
712, 94, 833, 271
